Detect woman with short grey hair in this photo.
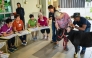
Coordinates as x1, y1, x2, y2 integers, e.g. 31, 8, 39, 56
54, 11, 73, 50
38, 13, 50, 40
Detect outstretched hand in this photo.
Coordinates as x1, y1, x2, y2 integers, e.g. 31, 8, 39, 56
70, 24, 75, 28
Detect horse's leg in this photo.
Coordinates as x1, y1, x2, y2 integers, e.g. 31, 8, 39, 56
74, 45, 78, 58
64, 37, 68, 51
72, 38, 79, 58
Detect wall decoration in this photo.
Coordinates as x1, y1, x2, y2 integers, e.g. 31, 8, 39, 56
48, 0, 51, 5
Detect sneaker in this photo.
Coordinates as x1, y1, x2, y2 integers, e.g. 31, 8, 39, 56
51, 41, 56, 44
22, 42, 27, 46
8, 48, 14, 53
80, 50, 85, 54
51, 41, 55, 43
33, 37, 37, 41
53, 44, 59, 49
33, 37, 35, 41
51, 41, 54, 43
35, 37, 37, 39
12, 46, 18, 50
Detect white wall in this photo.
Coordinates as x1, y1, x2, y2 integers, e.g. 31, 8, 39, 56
41, 0, 49, 17
11, 0, 40, 28
23, 0, 39, 25
59, 8, 92, 17
58, 2, 92, 17
58, 2, 92, 31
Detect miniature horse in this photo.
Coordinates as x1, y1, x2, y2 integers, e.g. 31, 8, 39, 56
66, 26, 92, 58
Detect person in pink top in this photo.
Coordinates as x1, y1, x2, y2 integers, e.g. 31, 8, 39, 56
38, 13, 50, 40
54, 11, 73, 50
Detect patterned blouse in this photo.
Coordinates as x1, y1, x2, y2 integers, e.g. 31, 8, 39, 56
56, 13, 71, 28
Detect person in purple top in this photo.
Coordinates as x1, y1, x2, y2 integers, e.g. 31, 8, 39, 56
38, 13, 50, 40
0, 19, 17, 53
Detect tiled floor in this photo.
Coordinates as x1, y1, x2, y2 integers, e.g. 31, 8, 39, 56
9, 39, 92, 58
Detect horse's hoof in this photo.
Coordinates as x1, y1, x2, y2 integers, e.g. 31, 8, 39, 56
74, 54, 78, 58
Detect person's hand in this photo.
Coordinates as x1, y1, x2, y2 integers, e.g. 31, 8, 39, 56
42, 25, 45, 27
18, 31, 22, 33
33, 26, 36, 28
70, 24, 75, 28
49, 17, 52, 20
9, 31, 13, 35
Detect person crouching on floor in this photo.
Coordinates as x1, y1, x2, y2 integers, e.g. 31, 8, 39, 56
28, 14, 38, 41
38, 12, 50, 40
13, 14, 27, 45
72, 13, 91, 54
54, 11, 73, 50
0, 19, 17, 52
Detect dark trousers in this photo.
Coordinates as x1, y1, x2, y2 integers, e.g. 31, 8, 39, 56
8, 37, 15, 48
52, 21, 56, 42
19, 35, 26, 42
20, 16, 25, 28
41, 28, 50, 34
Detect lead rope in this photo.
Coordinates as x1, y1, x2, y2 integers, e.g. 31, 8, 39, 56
57, 29, 68, 50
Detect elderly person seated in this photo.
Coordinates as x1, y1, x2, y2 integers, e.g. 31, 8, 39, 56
0, 19, 17, 52
13, 14, 27, 45
38, 13, 50, 40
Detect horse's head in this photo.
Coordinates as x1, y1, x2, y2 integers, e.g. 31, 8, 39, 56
66, 26, 74, 33
56, 28, 67, 41
56, 26, 74, 41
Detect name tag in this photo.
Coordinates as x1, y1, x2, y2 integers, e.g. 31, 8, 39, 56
41, 20, 44, 21
35, 21, 36, 22
19, 24, 22, 27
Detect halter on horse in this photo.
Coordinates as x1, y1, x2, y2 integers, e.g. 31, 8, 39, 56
57, 28, 68, 50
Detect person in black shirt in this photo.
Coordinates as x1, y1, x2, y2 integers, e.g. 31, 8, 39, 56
16, 2, 25, 27
48, 5, 57, 43
72, 13, 91, 54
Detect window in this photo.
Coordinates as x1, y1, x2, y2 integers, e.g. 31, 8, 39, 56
0, 0, 12, 20
60, 0, 85, 8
